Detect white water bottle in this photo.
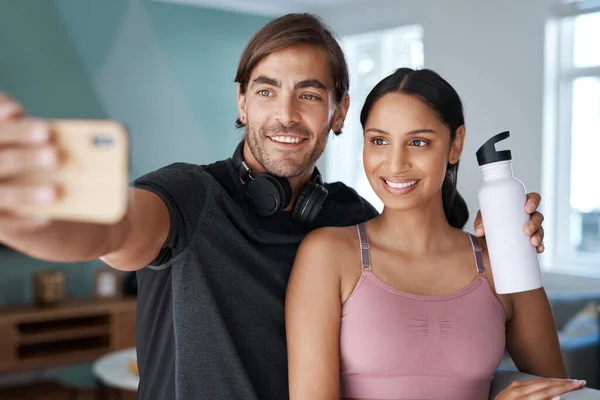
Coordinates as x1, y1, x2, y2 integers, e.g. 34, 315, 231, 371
476, 131, 543, 294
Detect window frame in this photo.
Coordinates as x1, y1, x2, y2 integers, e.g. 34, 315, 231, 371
542, 0, 600, 274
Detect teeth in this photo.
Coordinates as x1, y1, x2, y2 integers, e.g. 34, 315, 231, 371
270, 136, 304, 144
385, 180, 418, 189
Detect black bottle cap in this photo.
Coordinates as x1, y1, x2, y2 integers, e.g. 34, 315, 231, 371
476, 131, 512, 166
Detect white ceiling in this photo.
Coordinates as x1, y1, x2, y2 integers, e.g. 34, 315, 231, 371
152, 0, 359, 16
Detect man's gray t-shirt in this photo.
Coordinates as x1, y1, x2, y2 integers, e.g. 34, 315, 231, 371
132, 158, 378, 400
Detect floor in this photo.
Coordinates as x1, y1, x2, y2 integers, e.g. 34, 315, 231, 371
0, 381, 136, 400
0, 382, 91, 400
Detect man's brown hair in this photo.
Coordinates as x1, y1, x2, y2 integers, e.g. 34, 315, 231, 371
234, 13, 349, 135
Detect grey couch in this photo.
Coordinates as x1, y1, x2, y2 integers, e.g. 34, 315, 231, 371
491, 370, 600, 399
498, 292, 600, 389
488, 278, 600, 399
551, 295, 600, 388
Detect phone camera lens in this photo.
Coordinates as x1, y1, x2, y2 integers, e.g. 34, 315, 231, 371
93, 135, 114, 148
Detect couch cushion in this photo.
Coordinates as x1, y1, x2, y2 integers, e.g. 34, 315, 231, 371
559, 302, 600, 351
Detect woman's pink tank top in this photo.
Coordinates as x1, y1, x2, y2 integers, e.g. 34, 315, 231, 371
339, 223, 507, 399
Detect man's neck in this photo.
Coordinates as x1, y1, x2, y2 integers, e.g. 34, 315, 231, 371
284, 170, 315, 210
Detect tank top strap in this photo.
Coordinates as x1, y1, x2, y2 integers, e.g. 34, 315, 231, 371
468, 234, 486, 275
356, 223, 372, 271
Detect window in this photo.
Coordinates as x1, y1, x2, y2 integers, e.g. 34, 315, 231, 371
543, 1, 600, 272
323, 25, 424, 212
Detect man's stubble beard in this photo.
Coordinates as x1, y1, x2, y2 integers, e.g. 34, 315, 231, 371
245, 124, 330, 178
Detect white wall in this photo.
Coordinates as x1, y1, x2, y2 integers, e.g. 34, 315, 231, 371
318, 0, 551, 230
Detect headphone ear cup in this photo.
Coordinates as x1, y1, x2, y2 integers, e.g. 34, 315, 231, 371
292, 182, 328, 224
245, 174, 291, 216
292, 185, 311, 220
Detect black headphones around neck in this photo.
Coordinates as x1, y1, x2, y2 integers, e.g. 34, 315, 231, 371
231, 140, 328, 224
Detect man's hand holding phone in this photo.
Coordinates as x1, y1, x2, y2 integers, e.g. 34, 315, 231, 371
0, 93, 129, 229
0, 93, 60, 230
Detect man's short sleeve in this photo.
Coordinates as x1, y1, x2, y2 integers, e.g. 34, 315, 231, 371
132, 162, 213, 268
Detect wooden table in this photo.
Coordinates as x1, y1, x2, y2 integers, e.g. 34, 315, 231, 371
0, 297, 136, 374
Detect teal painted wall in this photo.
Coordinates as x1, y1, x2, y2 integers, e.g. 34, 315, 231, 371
0, 0, 270, 304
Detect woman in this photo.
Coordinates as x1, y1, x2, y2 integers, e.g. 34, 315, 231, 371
286, 68, 585, 400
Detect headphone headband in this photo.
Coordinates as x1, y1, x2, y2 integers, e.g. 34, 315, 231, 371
232, 140, 251, 183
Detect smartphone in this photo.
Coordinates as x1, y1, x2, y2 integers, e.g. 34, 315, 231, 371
7, 119, 130, 224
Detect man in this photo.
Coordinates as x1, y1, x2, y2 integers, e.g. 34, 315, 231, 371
0, 13, 545, 400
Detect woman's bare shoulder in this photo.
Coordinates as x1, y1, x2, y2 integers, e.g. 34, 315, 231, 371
299, 225, 359, 253
293, 225, 360, 276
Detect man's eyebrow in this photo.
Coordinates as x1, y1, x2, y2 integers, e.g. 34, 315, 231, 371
250, 75, 280, 88
250, 76, 329, 92
295, 79, 328, 91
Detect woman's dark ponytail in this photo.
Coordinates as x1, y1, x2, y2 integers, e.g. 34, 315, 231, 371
442, 161, 469, 229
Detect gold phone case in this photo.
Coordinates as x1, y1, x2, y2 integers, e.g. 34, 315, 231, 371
8, 119, 129, 224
